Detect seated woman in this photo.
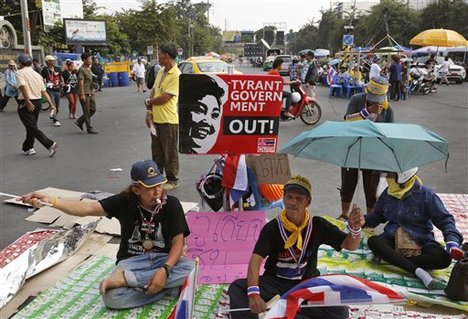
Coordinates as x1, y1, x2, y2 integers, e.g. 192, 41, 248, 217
364, 167, 464, 289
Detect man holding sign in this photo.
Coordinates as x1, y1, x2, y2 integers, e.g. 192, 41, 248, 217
228, 175, 365, 318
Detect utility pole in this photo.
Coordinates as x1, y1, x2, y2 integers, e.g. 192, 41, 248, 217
20, 0, 32, 54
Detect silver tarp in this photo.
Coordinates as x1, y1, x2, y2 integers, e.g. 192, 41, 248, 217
0, 221, 97, 309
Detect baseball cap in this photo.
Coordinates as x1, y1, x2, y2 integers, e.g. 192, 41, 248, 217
8, 60, 15, 66
45, 55, 56, 62
130, 160, 167, 188
366, 76, 389, 105
18, 53, 33, 65
284, 175, 312, 198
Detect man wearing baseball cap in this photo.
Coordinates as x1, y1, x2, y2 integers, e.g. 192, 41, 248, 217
41, 55, 61, 126
338, 76, 395, 221
15, 53, 58, 157
21, 160, 194, 309
228, 175, 364, 319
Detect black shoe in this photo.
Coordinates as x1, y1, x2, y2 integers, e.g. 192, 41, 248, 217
75, 121, 83, 131
87, 129, 98, 134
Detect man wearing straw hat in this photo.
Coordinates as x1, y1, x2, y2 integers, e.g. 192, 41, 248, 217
21, 160, 194, 309
338, 76, 395, 222
228, 175, 364, 318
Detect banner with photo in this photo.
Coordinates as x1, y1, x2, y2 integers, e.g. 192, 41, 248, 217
64, 19, 107, 45
179, 74, 283, 154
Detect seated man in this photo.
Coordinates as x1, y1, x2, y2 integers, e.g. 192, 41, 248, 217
364, 168, 464, 289
268, 57, 300, 118
228, 175, 364, 319
22, 160, 194, 309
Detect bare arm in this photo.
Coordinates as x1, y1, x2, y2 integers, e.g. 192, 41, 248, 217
21, 192, 106, 217
146, 233, 185, 294
41, 90, 56, 111
246, 254, 267, 314
147, 92, 173, 106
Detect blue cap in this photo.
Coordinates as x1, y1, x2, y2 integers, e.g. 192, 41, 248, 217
18, 53, 33, 65
130, 160, 167, 187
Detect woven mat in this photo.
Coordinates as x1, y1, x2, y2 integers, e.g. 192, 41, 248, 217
13, 255, 227, 319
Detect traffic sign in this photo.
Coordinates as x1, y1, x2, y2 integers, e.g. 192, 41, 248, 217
177, 47, 183, 56
146, 46, 154, 55
343, 34, 354, 46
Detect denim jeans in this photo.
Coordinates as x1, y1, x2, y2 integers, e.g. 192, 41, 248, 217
101, 253, 194, 309
47, 89, 60, 122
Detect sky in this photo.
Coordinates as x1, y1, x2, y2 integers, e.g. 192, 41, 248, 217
93, 0, 336, 32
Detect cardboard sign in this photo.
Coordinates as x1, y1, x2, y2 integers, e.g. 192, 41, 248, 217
246, 153, 291, 184
179, 74, 283, 154
186, 211, 265, 284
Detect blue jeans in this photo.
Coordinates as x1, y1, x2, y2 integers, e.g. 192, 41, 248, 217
102, 253, 194, 309
47, 89, 60, 122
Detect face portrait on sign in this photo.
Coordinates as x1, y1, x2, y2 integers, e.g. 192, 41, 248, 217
179, 74, 227, 154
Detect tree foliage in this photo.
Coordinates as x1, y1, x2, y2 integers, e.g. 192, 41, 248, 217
419, 0, 468, 38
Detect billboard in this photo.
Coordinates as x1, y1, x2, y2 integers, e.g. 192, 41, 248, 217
179, 74, 283, 155
64, 19, 107, 46
42, 0, 61, 29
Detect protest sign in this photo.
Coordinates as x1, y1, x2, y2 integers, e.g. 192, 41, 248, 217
179, 74, 283, 154
246, 153, 291, 184
186, 211, 265, 284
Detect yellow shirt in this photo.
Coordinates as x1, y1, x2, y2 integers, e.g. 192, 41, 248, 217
349, 70, 363, 82
151, 65, 181, 124
16, 66, 46, 100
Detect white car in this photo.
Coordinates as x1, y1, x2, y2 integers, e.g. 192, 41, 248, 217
415, 56, 466, 84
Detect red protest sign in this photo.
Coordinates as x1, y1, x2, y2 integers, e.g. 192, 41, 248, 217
179, 74, 283, 154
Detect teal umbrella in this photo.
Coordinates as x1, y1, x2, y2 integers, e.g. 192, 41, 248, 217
280, 121, 449, 172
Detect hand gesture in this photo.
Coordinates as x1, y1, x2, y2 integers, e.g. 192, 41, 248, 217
348, 204, 365, 230
25, 100, 35, 112
446, 242, 464, 260
248, 295, 267, 314
145, 268, 167, 294
367, 103, 383, 114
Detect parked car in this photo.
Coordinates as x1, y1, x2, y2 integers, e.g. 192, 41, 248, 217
178, 56, 242, 74
415, 56, 466, 84
275, 55, 293, 76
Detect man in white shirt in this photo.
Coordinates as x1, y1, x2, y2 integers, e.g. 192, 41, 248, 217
369, 56, 381, 81
439, 56, 450, 86
132, 58, 146, 93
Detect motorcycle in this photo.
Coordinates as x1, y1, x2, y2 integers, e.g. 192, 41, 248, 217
280, 83, 322, 125
409, 67, 437, 95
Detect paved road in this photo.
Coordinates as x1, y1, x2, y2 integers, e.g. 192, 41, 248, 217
0, 66, 467, 248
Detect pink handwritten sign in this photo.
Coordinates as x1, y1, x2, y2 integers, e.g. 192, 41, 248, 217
186, 211, 265, 284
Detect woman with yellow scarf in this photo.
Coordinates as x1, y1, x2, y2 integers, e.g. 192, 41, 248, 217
364, 168, 464, 289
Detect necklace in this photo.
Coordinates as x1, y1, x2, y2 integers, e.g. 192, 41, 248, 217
138, 194, 167, 250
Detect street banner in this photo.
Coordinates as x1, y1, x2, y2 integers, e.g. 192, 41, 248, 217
186, 211, 265, 284
179, 74, 283, 154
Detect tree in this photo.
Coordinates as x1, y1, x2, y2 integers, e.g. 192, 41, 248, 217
419, 0, 468, 38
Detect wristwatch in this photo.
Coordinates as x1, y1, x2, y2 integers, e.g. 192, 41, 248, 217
163, 263, 173, 276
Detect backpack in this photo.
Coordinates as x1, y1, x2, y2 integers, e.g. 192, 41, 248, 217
445, 243, 468, 301
145, 64, 161, 89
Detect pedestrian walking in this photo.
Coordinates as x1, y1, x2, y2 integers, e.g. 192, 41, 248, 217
389, 55, 402, 101
91, 59, 104, 91
75, 52, 98, 134
301, 51, 319, 99
132, 58, 146, 93
439, 56, 450, 86
145, 44, 180, 191
62, 60, 79, 119
41, 55, 61, 126
0, 60, 19, 111
15, 53, 58, 157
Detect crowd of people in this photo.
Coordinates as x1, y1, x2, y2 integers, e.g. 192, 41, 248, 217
2, 43, 464, 318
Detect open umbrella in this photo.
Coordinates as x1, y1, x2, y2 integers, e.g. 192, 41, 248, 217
280, 121, 449, 173
410, 29, 467, 47
328, 58, 341, 66
298, 49, 313, 56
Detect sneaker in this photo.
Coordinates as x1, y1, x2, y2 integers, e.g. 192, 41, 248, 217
284, 111, 295, 118
87, 129, 99, 134
163, 182, 178, 191
22, 148, 36, 156
54, 121, 61, 127
49, 142, 58, 157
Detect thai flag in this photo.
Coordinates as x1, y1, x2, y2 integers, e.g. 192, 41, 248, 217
264, 274, 404, 319
168, 260, 198, 319
222, 154, 249, 208
327, 67, 336, 85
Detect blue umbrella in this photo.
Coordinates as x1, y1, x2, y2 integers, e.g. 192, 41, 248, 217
280, 121, 449, 172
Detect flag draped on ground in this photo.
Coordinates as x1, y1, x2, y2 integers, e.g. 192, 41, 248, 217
264, 274, 405, 319
168, 258, 199, 319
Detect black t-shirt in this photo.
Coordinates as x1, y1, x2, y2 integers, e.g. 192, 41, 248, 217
61, 70, 79, 94
99, 193, 190, 263
41, 66, 61, 90
254, 216, 347, 280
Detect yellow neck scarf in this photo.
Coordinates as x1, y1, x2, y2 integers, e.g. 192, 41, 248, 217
279, 209, 310, 251
386, 175, 422, 199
